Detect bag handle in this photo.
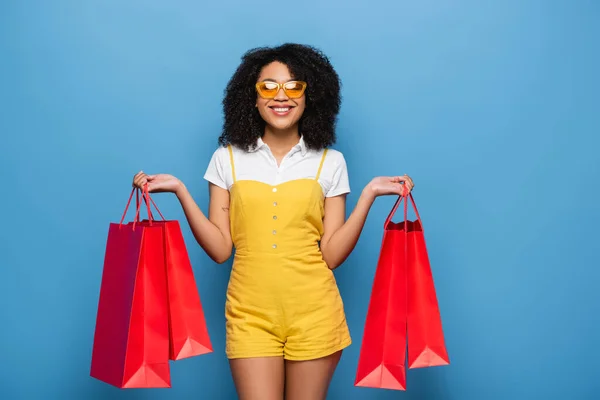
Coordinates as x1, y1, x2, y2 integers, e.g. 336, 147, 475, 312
135, 188, 155, 221
118, 184, 166, 230
383, 187, 423, 231
139, 184, 166, 222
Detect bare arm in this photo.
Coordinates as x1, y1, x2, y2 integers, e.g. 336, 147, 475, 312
320, 175, 415, 270
320, 188, 375, 270
176, 182, 233, 264
133, 171, 233, 264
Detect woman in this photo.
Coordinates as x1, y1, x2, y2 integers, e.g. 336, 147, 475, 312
133, 43, 414, 400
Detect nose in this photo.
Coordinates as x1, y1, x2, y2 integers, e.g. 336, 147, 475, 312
273, 85, 289, 101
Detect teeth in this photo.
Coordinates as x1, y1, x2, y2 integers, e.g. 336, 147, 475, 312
273, 108, 290, 112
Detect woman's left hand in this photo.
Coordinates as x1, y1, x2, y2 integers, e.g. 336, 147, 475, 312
365, 175, 415, 199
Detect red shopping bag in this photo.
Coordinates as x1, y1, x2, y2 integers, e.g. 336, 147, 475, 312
355, 193, 449, 391
354, 195, 409, 390
405, 194, 449, 369
140, 194, 213, 360
90, 188, 171, 388
163, 221, 213, 360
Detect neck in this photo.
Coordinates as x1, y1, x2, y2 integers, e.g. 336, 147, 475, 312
262, 125, 301, 155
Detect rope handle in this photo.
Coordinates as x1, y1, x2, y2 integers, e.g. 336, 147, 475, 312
118, 184, 166, 230
383, 187, 423, 231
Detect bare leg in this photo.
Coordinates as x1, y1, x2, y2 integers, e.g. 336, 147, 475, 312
284, 351, 342, 400
229, 357, 285, 400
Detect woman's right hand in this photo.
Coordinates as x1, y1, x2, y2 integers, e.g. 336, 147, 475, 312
132, 171, 184, 195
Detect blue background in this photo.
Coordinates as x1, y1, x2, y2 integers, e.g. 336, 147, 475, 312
1, 0, 599, 399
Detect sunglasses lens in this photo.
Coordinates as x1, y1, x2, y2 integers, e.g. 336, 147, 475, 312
257, 82, 279, 98
283, 82, 306, 98
256, 81, 307, 98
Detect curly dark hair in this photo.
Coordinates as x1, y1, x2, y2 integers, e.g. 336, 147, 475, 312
218, 43, 342, 152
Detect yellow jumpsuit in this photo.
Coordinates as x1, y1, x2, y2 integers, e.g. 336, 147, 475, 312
224, 145, 352, 361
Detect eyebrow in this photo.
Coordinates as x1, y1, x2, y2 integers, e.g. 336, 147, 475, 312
262, 78, 297, 82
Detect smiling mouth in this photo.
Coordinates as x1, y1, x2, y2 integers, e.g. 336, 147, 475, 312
269, 106, 294, 116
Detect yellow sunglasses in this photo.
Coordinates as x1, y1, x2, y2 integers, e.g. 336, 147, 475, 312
255, 80, 307, 99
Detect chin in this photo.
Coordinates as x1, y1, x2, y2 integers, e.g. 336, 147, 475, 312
262, 116, 299, 131
270, 121, 297, 131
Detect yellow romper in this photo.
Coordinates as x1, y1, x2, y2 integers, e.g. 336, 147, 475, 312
224, 145, 352, 361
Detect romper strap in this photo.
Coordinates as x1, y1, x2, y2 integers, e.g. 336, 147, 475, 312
315, 148, 328, 180
228, 144, 237, 183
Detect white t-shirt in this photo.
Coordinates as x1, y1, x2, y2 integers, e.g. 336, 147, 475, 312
203, 136, 350, 198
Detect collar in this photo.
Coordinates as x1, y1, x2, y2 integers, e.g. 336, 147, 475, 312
251, 136, 308, 156
296, 136, 308, 156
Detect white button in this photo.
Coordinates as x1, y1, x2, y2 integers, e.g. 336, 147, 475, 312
272, 244, 277, 249
273, 202, 278, 206
273, 215, 277, 220
272, 188, 277, 193
272, 230, 277, 235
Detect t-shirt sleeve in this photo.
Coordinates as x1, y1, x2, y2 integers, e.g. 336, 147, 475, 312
203, 147, 230, 190
326, 152, 351, 197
